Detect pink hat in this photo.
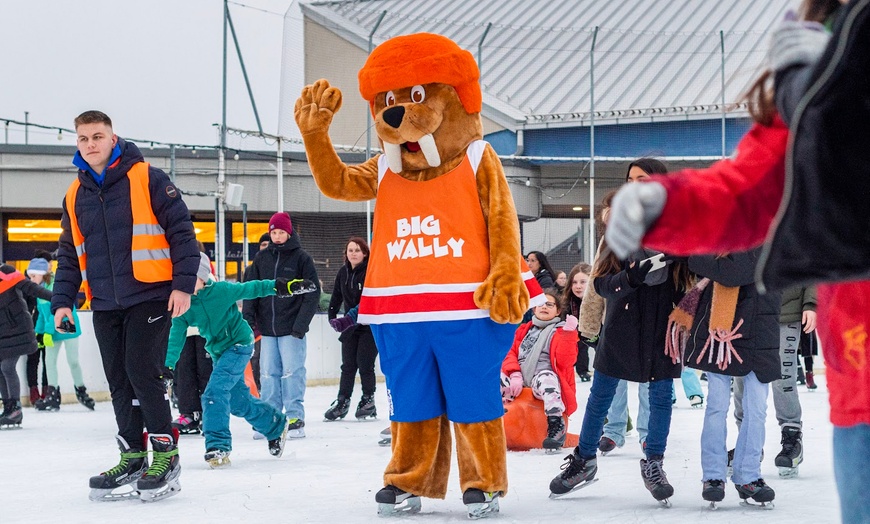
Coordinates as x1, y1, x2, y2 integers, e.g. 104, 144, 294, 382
268, 212, 293, 234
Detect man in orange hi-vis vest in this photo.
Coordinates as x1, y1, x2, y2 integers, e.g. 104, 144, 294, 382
51, 111, 200, 503
295, 34, 545, 518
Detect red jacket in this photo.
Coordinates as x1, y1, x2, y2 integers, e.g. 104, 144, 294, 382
502, 322, 578, 417
640, 116, 870, 428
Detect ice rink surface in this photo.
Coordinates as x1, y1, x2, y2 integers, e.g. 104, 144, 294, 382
3, 375, 839, 523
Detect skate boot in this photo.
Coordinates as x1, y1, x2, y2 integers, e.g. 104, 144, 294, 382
378, 426, 392, 447
463, 488, 500, 519
549, 453, 598, 498
0, 399, 23, 429
204, 449, 231, 468
727, 448, 764, 477
796, 366, 806, 385
736, 478, 775, 509
598, 436, 617, 455
543, 415, 566, 451
775, 427, 803, 478
138, 432, 181, 502
35, 385, 61, 411
355, 395, 377, 420
579, 372, 592, 383
323, 396, 350, 421
268, 418, 291, 458
689, 395, 704, 408
702, 479, 726, 509
640, 456, 674, 507
171, 412, 202, 435
376, 485, 421, 516
75, 385, 96, 410
88, 434, 149, 501
29, 386, 41, 406
806, 371, 818, 390
287, 418, 305, 439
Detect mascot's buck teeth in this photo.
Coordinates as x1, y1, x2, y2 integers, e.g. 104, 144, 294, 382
383, 134, 441, 173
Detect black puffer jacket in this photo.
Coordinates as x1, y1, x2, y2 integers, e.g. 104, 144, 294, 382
0, 266, 52, 360
52, 139, 200, 312
328, 258, 371, 338
685, 249, 781, 383
592, 257, 685, 383
243, 233, 319, 337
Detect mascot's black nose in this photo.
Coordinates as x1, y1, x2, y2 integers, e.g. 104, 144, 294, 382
382, 106, 405, 129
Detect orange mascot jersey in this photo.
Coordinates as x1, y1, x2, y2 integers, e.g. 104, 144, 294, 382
358, 140, 543, 324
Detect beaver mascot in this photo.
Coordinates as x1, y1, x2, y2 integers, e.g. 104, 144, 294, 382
294, 33, 544, 519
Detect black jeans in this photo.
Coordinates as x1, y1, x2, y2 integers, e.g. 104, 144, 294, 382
26, 342, 47, 390
175, 334, 213, 415
93, 300, 172, 449
575, 341, 591, 376
338, 326, 378, 399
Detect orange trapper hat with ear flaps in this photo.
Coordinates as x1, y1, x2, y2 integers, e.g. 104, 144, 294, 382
357, 33, 481, 115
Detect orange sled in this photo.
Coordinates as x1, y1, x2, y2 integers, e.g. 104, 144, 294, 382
503, 387, 578, 451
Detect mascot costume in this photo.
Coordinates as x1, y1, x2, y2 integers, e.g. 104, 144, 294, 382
294, 33, 544, 518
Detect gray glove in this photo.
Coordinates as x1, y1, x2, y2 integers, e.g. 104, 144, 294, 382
605, 182, 667, 259
768, 19, 830, 73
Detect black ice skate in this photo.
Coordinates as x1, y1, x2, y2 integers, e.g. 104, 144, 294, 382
702, 479, 726, 510
376, 485, 421, 516
727, 447, 764, 477
355, 395, 377, 420
171, 412, 202, 435
543, 415, 566, 452
287, 418, 305, 439
378, 426, 392, 447
137, 433, 181, 503
640, 456, 674, 507
0, 399, 23, 429
35, 386, 61, 411
204, 449, 231, 468
88, 435, 149, 501
775, 427, 803, 478
736, 478, 775, 509
597, 436, 617, 455
323, 396, 350, 421
549, 453, 598, 498
75, 385, 96, 410
268, 418, 291, 458
463, 488, 500, 519
689, 395, 704, 409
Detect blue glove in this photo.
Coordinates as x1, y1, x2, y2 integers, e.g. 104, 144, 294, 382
329, 316, 355, 333
346, 305, 359, 322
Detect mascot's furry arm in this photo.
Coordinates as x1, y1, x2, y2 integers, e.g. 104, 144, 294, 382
473, 145, 529, 324
294, 79, 379, 201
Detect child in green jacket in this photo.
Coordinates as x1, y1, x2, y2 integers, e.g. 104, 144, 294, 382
165, 253, 312, 467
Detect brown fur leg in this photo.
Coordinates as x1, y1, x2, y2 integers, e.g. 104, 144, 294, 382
384, 415, 452, 499
454, 418, 509, 496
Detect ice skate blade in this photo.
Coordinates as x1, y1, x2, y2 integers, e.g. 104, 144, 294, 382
658, 498, 672, 508
707, 502, 719, 510
378, 497, 421, 517
467, 498, 499, 519
777, 466, 799, 478
139, 479, 181, 503
549, 478, 599, 499
207, 457, 231, 469
88, 487, 140, 502
357, 415, 378, 422
544, 448, 561, 455
378, 439, 392, 447
740, 500, 775, 510
0, 424, 22, 430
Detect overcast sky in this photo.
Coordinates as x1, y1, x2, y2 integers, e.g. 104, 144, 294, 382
0, 0, 303, 149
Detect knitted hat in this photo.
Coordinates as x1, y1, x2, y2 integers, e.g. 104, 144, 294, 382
26, 258, 50, 276
258, 232, 271, 244
197, 252, 212, 282
268, 212, 293, 234
358, 33, 481, 115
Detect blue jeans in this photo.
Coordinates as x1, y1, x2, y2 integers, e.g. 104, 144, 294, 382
603, 380, 650, 447
701, 371, 768, 485
260, 335, 307, 420
676, 368, 703, 400
201, 344, 287, 452
834, 424, 870, 523
578, 371, 672, 459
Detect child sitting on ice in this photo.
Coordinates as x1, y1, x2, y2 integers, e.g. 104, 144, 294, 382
501, 289, 578, 450
165, 253, 315, 467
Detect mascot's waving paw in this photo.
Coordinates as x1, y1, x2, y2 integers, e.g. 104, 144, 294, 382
294, 78, 343, 136
475, 270, 529, 324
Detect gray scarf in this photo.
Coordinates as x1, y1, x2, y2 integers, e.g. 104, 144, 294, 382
520, 316, 563, 385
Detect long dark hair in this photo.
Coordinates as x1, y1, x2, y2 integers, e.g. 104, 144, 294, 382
745, 0, 841, 125
562, 262, 592, 316
527, 250, 556, 279
626, 158, 668, 179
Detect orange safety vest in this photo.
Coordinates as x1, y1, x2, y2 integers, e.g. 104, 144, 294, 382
0, 269, 25, 295
64, 162, 173, 300
358, 140, 544, 324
